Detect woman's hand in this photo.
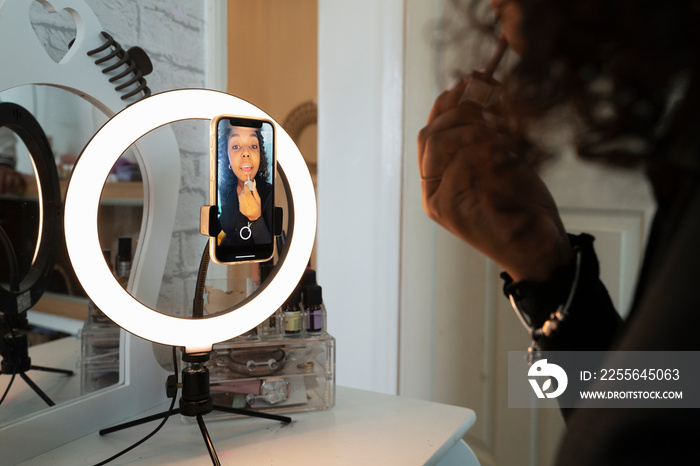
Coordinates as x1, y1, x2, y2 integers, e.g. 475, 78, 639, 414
417, 79, 573, 282
239, 178, 262, 222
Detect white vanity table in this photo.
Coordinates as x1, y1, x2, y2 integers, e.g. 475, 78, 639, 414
19, 386, 477, 465
2, 330, 478, 465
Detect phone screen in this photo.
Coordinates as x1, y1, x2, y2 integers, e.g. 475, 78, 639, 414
211, 115, 275, 263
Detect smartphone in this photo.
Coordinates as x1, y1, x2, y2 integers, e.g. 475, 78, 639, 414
209, 115, 276, 264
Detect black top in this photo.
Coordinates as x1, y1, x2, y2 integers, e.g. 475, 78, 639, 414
218, 180, 273, 246
503, 79, 700, 464
560, 95, 700, 466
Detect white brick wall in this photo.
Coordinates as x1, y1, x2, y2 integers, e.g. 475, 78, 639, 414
29, 0, 211, 317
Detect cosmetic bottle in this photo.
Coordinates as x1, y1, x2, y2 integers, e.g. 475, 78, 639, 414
258, 259, 280, 336
87, 250, 112, 325
264, 309, 281, 337
304, 284, 325, 333
460, 35, 507, 108
115, 236, 132, 288
283, 290, 302, 335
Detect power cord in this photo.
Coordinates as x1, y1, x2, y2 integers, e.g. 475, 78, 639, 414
93, 345, 179, 466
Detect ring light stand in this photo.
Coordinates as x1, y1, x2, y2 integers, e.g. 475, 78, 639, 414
0, 102, 73, 408
97, 244, 292, 466
64, 90, 316, 353
64, 89, 316, 465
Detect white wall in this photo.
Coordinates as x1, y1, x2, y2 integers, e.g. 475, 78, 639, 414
317, 0, 405, 394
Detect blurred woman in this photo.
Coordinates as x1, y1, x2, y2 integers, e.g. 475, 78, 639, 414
418, 1, 700, 463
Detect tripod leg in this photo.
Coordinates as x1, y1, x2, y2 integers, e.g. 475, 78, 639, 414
19, 372, 55, 406
0, 372, 17, 405
196, 414, 221, 466
30, 365, 74, 376
100, 408, 180, 436
213, 405, 292, 424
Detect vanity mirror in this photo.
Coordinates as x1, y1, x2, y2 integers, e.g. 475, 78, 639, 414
0, 99, 81, 427
0, 85, 146, 426
0, 1, 182, 462
0, 84, 143, 307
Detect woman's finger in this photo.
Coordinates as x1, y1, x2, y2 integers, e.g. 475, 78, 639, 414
418, 102, 487, 171
419, 119, 492, 181
426, 78, 469, 123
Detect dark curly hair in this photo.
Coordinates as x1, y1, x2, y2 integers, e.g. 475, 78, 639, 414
461, 0, 700, 167
217, 122, 271, 199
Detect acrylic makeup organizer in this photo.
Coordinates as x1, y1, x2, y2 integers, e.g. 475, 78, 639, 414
195, 204, 334, 421
199, 301, 335, 421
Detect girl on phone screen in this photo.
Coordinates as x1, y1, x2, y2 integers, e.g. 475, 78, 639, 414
217, 120, 273, 248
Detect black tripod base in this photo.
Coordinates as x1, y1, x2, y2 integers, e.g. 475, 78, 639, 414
1, 331, 75, 407
0, 365, 74, 407
100, 404, 292, 466
31, 364, 74, 376
18, 372, 56, 407
99, 352, 292, 465
100, 405, 291, 436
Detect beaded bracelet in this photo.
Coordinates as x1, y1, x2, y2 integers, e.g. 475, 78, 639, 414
507, 247, 582, 356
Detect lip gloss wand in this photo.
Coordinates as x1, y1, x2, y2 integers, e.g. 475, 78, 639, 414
460, 34, 509, 108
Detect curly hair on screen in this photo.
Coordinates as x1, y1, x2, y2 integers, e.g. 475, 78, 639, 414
217, 125, 271, 199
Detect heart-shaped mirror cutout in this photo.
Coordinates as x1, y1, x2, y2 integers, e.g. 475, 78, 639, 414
29, 0, 78, 64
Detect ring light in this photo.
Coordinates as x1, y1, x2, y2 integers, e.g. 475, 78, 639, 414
0, 102, 61, 315
64, 89, 316, 353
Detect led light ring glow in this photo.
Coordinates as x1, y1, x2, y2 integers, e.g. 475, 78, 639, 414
64, 89, 316, 353
0, 102, 61, 314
